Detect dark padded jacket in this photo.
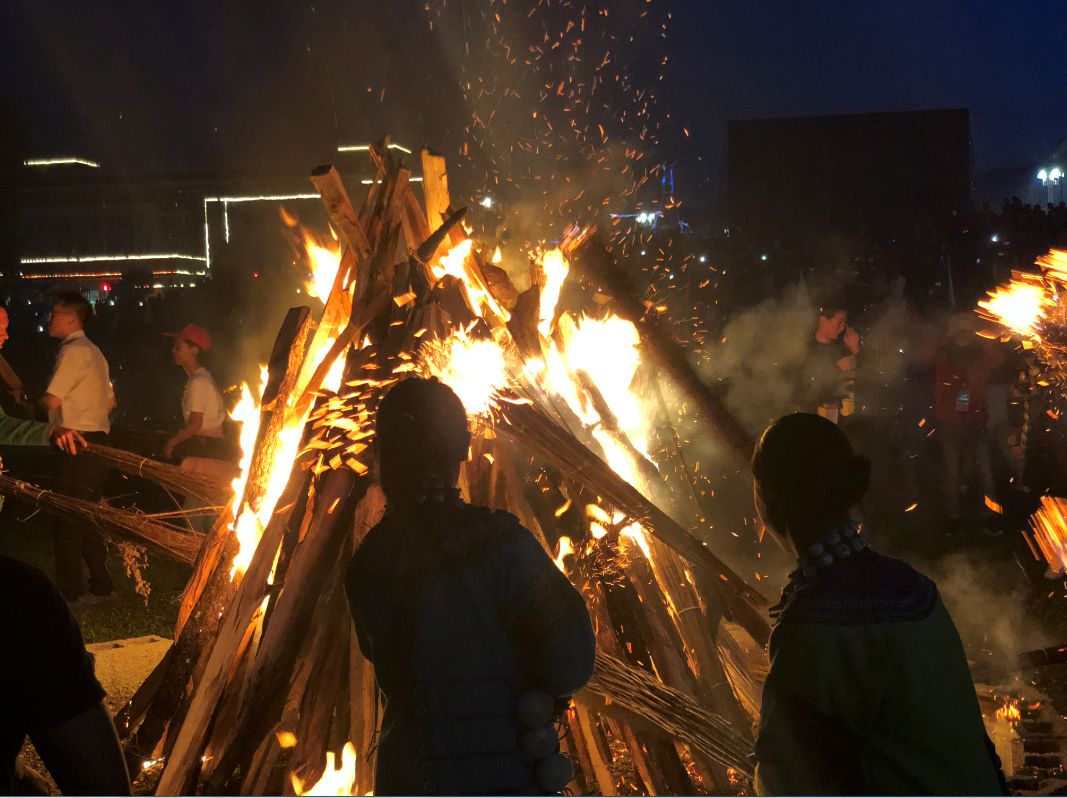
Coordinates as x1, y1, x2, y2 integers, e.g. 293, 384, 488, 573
345, 502, 596, 796
755, 549, 1007, 795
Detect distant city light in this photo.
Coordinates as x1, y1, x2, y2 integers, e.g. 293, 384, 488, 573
640, 250, 647, 256
991, 234, 999, 243
698, 255, 707, 263
337, 143, 413, 155
760, 254, 769, 261
21, 253, 205, 265
24, 157, 100, 168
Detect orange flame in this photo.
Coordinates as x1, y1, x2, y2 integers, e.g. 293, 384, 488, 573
420, 325, 509, 417
291, 742, 358, 796
302, 227, 343, 301
1031, 495, 1067, 575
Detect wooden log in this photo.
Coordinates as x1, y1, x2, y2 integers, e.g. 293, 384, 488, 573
309, 165, 371, 263
420, 148, 451, 234
567, 234, 754, 464
200, 470, 372, 790
154, 457, 313, 794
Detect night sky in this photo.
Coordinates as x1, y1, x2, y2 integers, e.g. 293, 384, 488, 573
4, 0, 1066, 202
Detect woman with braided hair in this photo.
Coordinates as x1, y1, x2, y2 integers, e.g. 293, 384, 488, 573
345, 377, 596, 796
752, 413, 1006, 795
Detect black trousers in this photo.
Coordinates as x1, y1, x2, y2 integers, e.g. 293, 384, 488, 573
53, 430, 113, 600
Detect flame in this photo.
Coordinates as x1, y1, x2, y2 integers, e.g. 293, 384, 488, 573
302, 228, 343, 301
292, 742, 358, 796
1031, 495, 1067, 575
554, 535, 575, 572
538, 248, 570, 337
430, 239, 511, 322
420, 326, 509, 416
978, 278, 1049, 339
492, 246, 503, 264
996, 699, 1022, 725
321, 337, 347, 394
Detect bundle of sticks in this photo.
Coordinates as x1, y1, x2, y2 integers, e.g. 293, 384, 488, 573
0, 473, 203, 563
86, 443, 232, 505
101, 137, 772, 796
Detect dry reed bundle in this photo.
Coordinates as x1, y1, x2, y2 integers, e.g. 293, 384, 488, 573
585, 651, 754, 777
0, 474, 203, 563
497, 398, 772, 645
87, 443, 233, 505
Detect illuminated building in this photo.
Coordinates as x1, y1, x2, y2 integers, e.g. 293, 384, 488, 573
12, 144, 417, 289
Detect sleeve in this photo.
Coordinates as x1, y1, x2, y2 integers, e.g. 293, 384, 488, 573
0, 405, 52, 446
12, 567, 106, 732
46, 345, 88, 401
497, 525, 596, 697
344, 548, 376, 664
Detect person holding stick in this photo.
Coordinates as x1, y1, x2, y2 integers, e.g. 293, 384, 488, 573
346, 377, 596, 796
751, 413, 1006, 795
41, 292, 116, 606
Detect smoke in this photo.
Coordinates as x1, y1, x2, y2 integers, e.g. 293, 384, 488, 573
919, 550, 1052, 675
698, 283, 822, 435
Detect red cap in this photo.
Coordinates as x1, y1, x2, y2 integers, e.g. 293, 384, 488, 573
165, 323, 212, 351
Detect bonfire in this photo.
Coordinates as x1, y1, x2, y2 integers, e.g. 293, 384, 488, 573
3, 139, 771, 795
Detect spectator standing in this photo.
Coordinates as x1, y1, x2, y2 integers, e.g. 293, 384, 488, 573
346, 378, 596, 795
41, 292, 116, 605
810, 301, 860, 423
161, 324, 235, 534
751, 414, 1006, 795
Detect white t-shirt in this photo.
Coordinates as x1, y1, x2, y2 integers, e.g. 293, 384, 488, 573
182, 368, 226, 437
47, 330, 114, 433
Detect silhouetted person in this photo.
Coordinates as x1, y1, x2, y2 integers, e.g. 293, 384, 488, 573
752, 413, 1006, 795
346, 378, 596, 795
0, 554, 131, 795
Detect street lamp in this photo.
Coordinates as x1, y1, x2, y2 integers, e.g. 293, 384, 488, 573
1038, 167, 1063, 205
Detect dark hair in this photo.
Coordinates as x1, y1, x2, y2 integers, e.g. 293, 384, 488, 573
752, 413, 870, 547
376, 377, 471, 504
53, 291, 91, 325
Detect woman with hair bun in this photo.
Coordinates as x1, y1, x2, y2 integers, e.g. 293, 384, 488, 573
345, 377, 596, 796
752, 413, 1006, 796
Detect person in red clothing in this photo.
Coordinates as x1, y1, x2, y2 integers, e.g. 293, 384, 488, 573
933, 314, 1005, 529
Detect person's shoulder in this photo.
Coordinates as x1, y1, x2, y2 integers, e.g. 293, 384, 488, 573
0, 554, 53, 593
776, 550, 938, 627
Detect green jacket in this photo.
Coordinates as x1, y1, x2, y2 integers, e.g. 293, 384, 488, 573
0, 405, 52, 447
755, 550, 1006, 796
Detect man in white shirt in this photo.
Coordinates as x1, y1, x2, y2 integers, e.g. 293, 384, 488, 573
42, 292, 117, 604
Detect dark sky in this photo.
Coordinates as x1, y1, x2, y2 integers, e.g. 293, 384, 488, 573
4, 0, 1066, 201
